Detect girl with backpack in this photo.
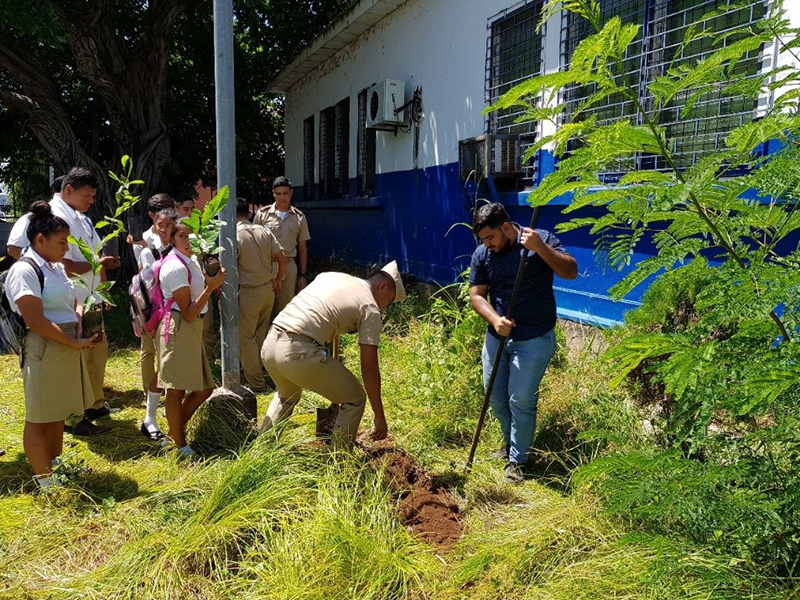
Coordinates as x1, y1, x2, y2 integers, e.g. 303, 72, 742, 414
3, 202, 98, 490
155, 222, 226, 458
133, 206, 178, 441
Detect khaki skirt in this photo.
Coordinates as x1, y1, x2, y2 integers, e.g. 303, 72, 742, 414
22, 324, 94, 423
156, 311, 215, 391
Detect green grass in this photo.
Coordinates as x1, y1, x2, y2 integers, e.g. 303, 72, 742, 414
0, 298, 796, 599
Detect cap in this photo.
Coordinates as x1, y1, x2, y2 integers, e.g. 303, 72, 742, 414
380, 260, 406, 303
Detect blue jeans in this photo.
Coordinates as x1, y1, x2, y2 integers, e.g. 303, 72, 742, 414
482, 328, 556, 465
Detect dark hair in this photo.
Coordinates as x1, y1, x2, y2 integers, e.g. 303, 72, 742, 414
472, 202, 511, 234
50, 175, 64, 195
155, 207, 179, 221
27, 201, 70, 244
61, 167, 99, 192
175, 193, 195, 206
170, 221, 191, 240
367, 270, 396, 291
147, 193, 175, 214
272, 176, 292, 189
236, 199, 250, 217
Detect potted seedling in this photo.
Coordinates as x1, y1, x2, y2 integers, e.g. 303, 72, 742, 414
70, 155, 143, 341
181, 186, 229, 276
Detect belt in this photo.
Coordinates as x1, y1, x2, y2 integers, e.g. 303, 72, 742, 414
271, 326, 316, 344
171, 308, 206, 319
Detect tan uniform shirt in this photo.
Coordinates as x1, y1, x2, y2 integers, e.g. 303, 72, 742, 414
253, 203, 310, 258
236, 221, 283, 286
274, 272, 382, 347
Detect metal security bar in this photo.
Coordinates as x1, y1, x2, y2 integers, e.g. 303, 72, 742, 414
486, 0, 546, 183
334, 97, 350, 197
357, 89, 377, 196
303, 116, 315, 201
560, 0, 772, 182
319, 106, 335, 199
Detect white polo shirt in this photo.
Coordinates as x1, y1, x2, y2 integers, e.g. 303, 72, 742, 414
158, 250, 207, 315
50, 196, 103, 304
6, 193, 61, 250
4, 248, 78, 324
134, 226, 167, 270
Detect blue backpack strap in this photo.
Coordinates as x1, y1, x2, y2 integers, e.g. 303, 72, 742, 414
17, 257, 44, 293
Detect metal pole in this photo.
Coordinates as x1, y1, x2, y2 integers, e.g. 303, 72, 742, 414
213, 0, 240, 388
466, 205, 542, 471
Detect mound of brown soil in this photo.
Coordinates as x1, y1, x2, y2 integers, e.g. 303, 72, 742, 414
361, 441, 463, 549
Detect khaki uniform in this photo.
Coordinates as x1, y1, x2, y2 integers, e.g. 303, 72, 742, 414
253, 204, 310, 312
237, 221, 283, 388
260, 272, 382, 437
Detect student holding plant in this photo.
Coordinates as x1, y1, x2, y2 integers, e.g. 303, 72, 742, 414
4, 202, 98, 490
156, 222, 226, 458
51, 168, 120, 436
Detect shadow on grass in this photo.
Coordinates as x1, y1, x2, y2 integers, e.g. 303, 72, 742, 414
102, 387, 148, 411
0, 451, 32, 495
69, 416, 168, 463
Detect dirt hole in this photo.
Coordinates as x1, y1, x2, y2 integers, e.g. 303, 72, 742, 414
360, 440, 463, 549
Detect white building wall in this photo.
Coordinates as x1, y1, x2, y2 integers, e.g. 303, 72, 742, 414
283, 0, 538, 185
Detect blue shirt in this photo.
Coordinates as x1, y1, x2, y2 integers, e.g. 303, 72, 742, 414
469, 226, 570, 341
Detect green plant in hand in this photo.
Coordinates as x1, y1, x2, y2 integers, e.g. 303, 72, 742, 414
180, 185, 229, 272
70, 155, 144, 312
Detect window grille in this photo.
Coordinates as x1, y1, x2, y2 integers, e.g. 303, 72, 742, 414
303, 116, 315, 201
486, 0, 546, 183
357, 89, 377, 196
319, 106, 336, 199
560, 0, 771, 182
334, 98, 350, 197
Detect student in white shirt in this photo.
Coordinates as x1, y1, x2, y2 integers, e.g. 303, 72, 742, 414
126, 192, 175, 267
4, 202, 98, 490
51, 168, 120, 437
6, 176, 64, 260
155, 222, 225, 458
132, 206, 178, 441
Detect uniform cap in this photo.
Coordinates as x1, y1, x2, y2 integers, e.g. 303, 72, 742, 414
381, 260, 406, 303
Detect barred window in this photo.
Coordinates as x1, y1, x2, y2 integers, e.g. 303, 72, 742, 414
357, 89, 377, 196
334, 98, 350, 197
561, 0, 770, 182
303, 116, 315, 201
319, 106, 336, 199
486, 0, 546, 183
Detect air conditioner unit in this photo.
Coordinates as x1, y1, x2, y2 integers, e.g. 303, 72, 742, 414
366, 79, 406, 129
458, 134, 523, 181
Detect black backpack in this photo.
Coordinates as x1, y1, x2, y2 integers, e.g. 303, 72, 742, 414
0, 257, 44, 355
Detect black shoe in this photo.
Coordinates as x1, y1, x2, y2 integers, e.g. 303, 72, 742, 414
69, 419, 111, 436
490, 443, 510, 461
84, 404, 120, 421
505, 462, 524, 484
140, 422, 165, 441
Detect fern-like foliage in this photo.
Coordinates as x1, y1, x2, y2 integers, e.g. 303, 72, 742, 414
486, 0, 800, 442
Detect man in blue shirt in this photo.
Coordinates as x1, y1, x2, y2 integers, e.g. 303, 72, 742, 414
469, 203, 578, 483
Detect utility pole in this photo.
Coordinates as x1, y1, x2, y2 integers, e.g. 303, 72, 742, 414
213, 0, 240, 389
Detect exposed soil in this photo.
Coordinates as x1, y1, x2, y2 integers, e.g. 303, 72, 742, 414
360, 440, 463, 549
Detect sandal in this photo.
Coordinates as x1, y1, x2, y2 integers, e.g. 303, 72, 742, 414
140, 422, 165, 441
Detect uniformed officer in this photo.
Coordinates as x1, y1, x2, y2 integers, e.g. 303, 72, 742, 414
236, 199, 288, 390
259, 261, 406, 442
252, 176, 310, 313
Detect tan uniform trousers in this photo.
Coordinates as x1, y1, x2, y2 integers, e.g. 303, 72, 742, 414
140, 333, 156, 391
84, 336, 108, 408
238, 284, 275, 388
275, 259, 297, 314
260, 327, 366, 438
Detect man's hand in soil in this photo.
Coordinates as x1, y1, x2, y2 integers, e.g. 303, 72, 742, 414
370, 415, 388, 441
99, 255, 121, 270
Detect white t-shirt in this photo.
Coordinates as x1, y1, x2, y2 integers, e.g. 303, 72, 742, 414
133, 226, 165, 267
158, 250, 207, 315
5, 249, 78, 324
6, 193, 61, 250
50, 196, 103, 304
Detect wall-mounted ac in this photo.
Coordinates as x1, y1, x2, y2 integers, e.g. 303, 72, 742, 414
458, 134, 522, 181
366, 79, 406, 129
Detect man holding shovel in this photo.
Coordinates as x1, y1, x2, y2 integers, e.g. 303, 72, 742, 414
469, 203, 577, 483
259, 261, 406, 443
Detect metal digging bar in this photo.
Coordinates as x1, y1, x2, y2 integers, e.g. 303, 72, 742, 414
466, 205, 542, 472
